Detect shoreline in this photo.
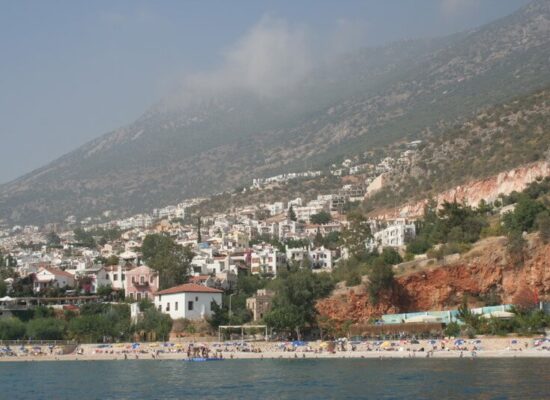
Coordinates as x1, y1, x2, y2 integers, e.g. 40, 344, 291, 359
2, 350, 549, 362
2, 337, 550, 362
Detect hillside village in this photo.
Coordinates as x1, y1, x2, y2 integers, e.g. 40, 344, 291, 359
1, 141, 549, 344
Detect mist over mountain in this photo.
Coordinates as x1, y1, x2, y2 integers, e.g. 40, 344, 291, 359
1, 0, 550, 225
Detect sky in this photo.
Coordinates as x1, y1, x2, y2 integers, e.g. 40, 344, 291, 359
0, 0, 531, 184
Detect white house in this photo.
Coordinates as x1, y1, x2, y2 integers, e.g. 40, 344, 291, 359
33, 267, 75, 293
154, 283, 223, 320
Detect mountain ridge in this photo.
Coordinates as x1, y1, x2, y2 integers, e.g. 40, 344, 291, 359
2, 0, 550, 225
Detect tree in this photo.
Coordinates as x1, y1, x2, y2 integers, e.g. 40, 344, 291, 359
340, 211, 372, 258
264, 270, 334, 339
73, 228, 96, 248
0, 318, 26, 340
288, 206, 297, 222
68, 314, 111, 342
197, 216, 202, 243
0, 279, 7, 297
367, 261, 394, 304
380, 248, 402, 265
506, 230, 526, 267
310, 211, 331, 225
141, 234, 194, 289
136, 308, 172, 341
26, 318, 66, 340
313, 229, 324, 248
46, 231, 61, 246
502, 196, 546, 233
444, 322, 461, 337
406, 237, 431, 255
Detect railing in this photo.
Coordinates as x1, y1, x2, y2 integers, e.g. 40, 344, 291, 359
0, 304, 33, 311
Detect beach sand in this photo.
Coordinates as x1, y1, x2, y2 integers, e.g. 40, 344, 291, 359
2, 337, 549, 362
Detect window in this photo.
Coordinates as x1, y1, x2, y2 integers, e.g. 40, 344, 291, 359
122, 274, 125, 281
129, 293, 134, 300
175, 302, 178, 311
137, 293, 141, 301
188, 301, 194, 311
150, 276, 154, 283
132, 277, 135, 283
113, 274, 118, 281
166, 302, 170, 312
195, 296, 198, 301
140, 276, 144, 284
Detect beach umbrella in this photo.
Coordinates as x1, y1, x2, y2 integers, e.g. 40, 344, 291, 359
454, 339, 465, 346
380, 341, 392, 349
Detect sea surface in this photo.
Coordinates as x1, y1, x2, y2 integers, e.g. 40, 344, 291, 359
1, 358, 549, 399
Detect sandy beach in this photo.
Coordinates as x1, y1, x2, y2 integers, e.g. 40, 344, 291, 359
2, 337, 549, 362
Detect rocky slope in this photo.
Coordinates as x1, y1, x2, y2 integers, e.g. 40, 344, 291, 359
375, 160, 550, 219
1, 0, 550, 225
316, 234, 550, 326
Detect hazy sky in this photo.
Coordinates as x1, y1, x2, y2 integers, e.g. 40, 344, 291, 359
0, 0, 530, 184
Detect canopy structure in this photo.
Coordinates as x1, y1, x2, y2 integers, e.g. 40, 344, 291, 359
405, 315, 442, 324
481, 311, 515, 319
218, 325, 268, 342
0, 296, 14, 302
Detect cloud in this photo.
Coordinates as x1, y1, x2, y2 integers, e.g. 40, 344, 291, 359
184, 16, 312, 98
440, 0, 480, 18
167, 15, 368, 104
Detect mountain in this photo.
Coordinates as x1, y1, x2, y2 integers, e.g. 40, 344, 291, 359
1, 0, 550, 225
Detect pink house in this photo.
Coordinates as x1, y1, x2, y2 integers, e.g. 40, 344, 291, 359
125, 265, 159, 301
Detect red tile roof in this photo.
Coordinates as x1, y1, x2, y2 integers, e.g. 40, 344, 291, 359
155, 283, 223, 295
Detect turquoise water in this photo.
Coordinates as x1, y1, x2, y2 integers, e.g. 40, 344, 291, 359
1, 358, 549, 399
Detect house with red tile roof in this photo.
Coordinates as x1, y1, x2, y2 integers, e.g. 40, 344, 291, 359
154, 283, 222, 320
33, 266, 75, 293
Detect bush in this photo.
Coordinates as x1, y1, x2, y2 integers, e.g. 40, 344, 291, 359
381, 247, 403, 265
345, 271, 362, 287
136, 308, 172, 341
0, 318, 26, 340
444, 322, 460, 337
406, 238, 431, 255
26, 318, 66, 340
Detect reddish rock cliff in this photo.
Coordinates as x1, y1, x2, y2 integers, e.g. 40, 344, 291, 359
317, 235, 550, 325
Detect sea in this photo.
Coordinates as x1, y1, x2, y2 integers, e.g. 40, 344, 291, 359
1, 358, 549, 399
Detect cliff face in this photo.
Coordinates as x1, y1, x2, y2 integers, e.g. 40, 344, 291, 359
317, 235, 550, 324
378, 161, 550, 218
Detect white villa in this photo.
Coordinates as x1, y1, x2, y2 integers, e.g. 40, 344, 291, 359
154, 283, 223, 320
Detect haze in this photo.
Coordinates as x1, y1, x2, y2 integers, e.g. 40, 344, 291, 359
0, 0, 529, 184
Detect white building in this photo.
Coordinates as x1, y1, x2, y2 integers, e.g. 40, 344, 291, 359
250, 248, 287, 276
154, 283, 223, 320
33, 267, 75, 293
367, 219, 416, 250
